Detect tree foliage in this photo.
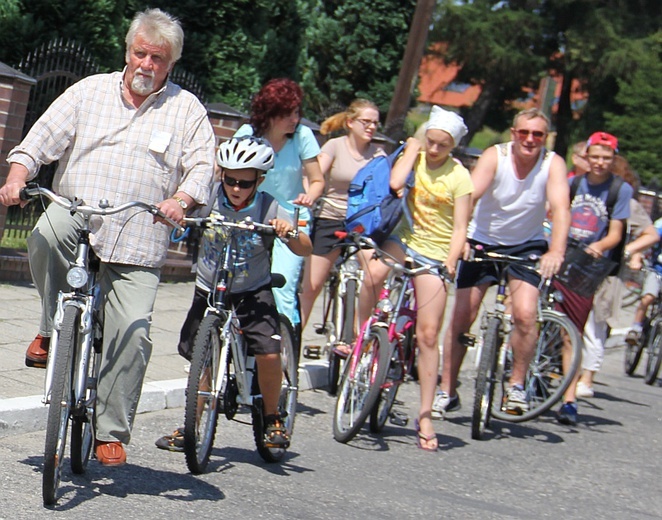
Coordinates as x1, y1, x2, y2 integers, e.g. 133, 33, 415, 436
604, 32, 662, 186
299, 0, 416, 119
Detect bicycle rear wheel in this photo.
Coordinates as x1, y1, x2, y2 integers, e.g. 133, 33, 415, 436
184, 314, 222, 474
333, 326, 390, 443
471, 316, 501, 440
644, 321, 662, 385
254, 315, 298, 463
43, 305, 79, 506
70, 344, 100, 475
492, 309, 581, 423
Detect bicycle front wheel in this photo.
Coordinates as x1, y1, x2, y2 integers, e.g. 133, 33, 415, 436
333, 326, 390, 443
328, 279, 358, 396
624, 338, 645, 376
43, 305, 79, 506
254, 315, 299, 463
70, 343, 100, 475
471, 316, 501, 440
644, 321, 662, 385
493, 309, 581, 423
184, 314, 222, 474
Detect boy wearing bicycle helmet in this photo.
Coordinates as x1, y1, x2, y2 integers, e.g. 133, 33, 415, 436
157, 136, 311, 451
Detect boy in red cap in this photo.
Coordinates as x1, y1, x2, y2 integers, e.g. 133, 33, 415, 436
555, 131, 632, 425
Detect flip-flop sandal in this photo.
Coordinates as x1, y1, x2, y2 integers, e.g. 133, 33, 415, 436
414, 419, 438, 452
155, 427, 185, 452
332, 343, 351, 359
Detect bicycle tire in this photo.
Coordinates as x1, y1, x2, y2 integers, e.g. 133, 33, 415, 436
254, 315, 299, 463
368, 340, 399, 433
43, 305, 79, 506
328, 278, 357, 396
333, 326, 390, 443
471, 316, 501, 440
644, 321, 662, 385
184, 314, 222, 474
70, 345, 100, 475
625, 318, 649, 376
492, 309, 581, 423
327, 277, 343, 396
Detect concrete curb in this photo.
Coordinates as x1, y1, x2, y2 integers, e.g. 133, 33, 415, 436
0, 364, 328, 438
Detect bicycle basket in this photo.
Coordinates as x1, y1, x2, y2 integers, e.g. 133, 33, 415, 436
555, 240, 617, 298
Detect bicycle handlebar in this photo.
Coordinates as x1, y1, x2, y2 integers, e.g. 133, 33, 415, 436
181, 211, 299, 240
340, 231, 452, 282
20, 184, 184, 232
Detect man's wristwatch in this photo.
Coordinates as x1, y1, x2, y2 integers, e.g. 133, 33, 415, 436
173, 196, 188, 211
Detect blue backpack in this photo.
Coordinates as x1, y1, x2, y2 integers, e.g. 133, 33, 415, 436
345, 143, 413, 245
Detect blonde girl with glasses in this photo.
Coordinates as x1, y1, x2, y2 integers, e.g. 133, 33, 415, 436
300, 99, 385, 334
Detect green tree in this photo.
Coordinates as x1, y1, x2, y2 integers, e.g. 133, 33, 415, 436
429, 0, 549, 145
542, 0, 662, 157
604, 33, 662, 187
299, 0, 416, 122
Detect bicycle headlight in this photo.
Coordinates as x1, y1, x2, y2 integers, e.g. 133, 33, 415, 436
344, 257, 360, 274
376, 298, 394, 314
67, 266, 88, 288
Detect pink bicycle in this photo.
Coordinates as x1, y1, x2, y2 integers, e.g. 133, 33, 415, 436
332, 234, 449, 443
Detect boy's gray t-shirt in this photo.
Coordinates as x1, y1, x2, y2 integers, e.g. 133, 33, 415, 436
195, 186, 281, 294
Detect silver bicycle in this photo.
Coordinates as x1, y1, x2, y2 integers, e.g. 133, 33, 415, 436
178, 213, 299, 473
20, 184, 181, 506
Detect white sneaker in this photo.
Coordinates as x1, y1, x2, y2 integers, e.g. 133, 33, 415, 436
504, 385, 529, 415
576, 381, 594, 398
431, 391, 461, 419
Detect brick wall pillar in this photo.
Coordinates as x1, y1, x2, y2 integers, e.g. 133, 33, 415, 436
0, 63, 35, 240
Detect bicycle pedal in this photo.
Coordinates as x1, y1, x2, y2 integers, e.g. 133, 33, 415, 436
389, 411, 409, 426
303, 345, 321, 359
459, 333, 476, 348
313, 323, 328, 335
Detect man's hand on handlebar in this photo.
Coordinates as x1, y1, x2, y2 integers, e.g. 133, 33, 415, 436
155, 198, 186, 227
539, 250, 565, 279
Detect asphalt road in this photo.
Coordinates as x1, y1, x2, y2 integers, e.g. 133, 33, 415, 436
0, 345, 660, 519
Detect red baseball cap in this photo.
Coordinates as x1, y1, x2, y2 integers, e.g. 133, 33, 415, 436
586, 132, 619, 153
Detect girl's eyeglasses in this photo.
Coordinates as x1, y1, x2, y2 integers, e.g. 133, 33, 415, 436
354, 118, 381, 130
223, 176, 258, 189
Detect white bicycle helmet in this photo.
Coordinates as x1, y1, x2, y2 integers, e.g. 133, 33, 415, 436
216, 135, 275, 171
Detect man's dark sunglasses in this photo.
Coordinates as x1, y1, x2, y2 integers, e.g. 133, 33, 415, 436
223, 175, 258, 189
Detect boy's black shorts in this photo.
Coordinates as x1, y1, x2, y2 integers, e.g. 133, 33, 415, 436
178, 284, 281, 359
233, 285, 281, 356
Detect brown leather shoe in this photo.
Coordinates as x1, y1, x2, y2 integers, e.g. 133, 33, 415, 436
95, 441, 127, 466
25, 334, 50, 368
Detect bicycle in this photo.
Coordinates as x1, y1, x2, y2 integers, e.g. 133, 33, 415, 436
466, 245, 582, 441
178, 213, 299, 473
332, 234, 446, 443
306, 233, 362, 396
623, 268, 662, 379
20, 184, 181, 506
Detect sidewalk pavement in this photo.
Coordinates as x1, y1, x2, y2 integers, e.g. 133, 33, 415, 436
0, 280, 330, 438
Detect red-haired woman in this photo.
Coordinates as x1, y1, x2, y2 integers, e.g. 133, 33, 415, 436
234, 78, 324, 338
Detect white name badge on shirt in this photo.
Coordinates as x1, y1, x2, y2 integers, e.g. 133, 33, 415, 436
149, 131, 171, 154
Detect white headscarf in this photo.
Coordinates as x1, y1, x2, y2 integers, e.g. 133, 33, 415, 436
424, 105, 468, 146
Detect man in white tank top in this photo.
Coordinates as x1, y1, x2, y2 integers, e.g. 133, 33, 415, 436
432, 109, 570, 419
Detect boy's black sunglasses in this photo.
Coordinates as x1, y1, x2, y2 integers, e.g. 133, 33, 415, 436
223, 175, 258, 189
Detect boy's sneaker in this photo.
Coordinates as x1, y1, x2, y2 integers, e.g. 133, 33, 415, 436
431, 391, 461, 419
504, 385, 529, 415
557, 401, 578, 426
625, 329, 642, 346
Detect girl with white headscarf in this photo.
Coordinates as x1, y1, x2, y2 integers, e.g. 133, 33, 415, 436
357, 106, 474, 451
